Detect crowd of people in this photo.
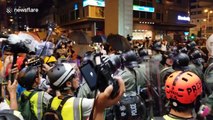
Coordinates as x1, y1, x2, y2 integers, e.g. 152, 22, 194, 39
0, 31, 213, 120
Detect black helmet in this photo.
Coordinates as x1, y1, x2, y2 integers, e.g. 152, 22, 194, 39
121, 50, 139, 68
172, 53, 190, 71
190, 50, 204, 65
18, 66, 39, 90
138, 48, 149, 60
178, 47, 188, 54
186, 41, 196, 50
107, 54, 122, 73
0, 110, 21, 120
47, 63, 77, 90
152, 41, 162, 51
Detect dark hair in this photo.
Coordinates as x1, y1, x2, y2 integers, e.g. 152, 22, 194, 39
169, 96, 201, 113
17, 66, 39, 90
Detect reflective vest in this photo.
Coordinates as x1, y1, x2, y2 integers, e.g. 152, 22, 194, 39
51, 97, 82, 120
163, 115, 194, 120
23, 90, 44, 120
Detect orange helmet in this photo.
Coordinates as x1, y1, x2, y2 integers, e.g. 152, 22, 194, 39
165, 71, 202, 104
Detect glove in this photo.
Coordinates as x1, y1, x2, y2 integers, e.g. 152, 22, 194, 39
198, 105, 211, 117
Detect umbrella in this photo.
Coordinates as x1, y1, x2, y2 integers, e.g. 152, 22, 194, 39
69, 31, 90, 44
9, 32, 42, 53
18, 32, 41, 42
36, 41, 55, 56
107, 34, 131, 51
92, 35, 106, 43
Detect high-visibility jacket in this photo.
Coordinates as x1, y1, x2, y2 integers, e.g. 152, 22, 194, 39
23, 90, 45, 120
50, 96, 83, 120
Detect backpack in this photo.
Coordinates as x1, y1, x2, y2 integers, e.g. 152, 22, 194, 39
0, 110, 21, 120
42, 96, 71, 120
18, 91, 37, 120
113, 68, 147, 120
113, 92, 147, 120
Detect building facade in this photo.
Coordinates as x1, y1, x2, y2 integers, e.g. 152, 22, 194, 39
0, 0, 193, 42
132, 0, 192, 41
48, 0, 192, 41
190, 0, 213, 38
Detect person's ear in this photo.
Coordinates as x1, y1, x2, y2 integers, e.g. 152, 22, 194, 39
66, 81, 72, 87
35, 76, 40, 84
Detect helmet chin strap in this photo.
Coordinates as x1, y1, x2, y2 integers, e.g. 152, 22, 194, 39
62, 81, 76, 92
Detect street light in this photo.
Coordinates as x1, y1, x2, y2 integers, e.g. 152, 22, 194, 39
204, 9, 208, 13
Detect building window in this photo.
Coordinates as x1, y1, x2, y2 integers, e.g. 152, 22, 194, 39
147, 2, 153, 7
133, 11, 140, 18
156, 0, 162, 4
207, 27, 213, 30
96, 7, 104, 17
140, 12, 146, 18
190, 6, 196, 9
191, 11, 196, 15
133, 0, 139, 5
197, 11, 202, 14
147, 12, 152, 19
156, 13, 161, 20
140, 1, 146, 6
197, 19, 199, 23
133, 11, 153, 19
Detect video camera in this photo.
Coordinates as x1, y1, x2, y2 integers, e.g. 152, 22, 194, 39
80, 53, 121, 98
1, 39, 29, 54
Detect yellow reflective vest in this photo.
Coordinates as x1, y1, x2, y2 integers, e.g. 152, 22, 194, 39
50, 96, 82, 120
23, 90, 45, 120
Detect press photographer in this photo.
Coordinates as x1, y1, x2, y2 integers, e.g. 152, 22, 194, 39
80, 53, 122, 98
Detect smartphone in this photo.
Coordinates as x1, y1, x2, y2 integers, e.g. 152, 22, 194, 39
80, 62, 97, 91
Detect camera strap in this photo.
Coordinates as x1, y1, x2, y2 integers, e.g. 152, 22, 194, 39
131, 68, 139, 94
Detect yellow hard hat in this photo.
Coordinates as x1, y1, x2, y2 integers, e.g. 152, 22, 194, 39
44, 56, 57, 64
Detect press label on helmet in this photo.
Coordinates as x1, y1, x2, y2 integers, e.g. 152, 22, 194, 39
169, 91, 178, 100
187, 82, 202, 95
168, 87, 179, 100
130, 104, 138, 116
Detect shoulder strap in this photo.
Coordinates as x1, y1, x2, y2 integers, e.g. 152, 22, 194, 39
160, 67, 170, 73
28, 91, 37, 99
57, 96, 72, 112
47, 97, 54, 109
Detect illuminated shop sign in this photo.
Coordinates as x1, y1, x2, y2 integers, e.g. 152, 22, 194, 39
133, 5, 155, 13
184, 32, 189, 36
74, 3, 78, 10
177, 15, 190, 21
83, 0, 105, 7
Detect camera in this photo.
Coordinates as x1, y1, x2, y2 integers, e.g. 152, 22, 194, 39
1, 40, 29, 54
80, 53, 121, 98
27, 57, 43, 67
